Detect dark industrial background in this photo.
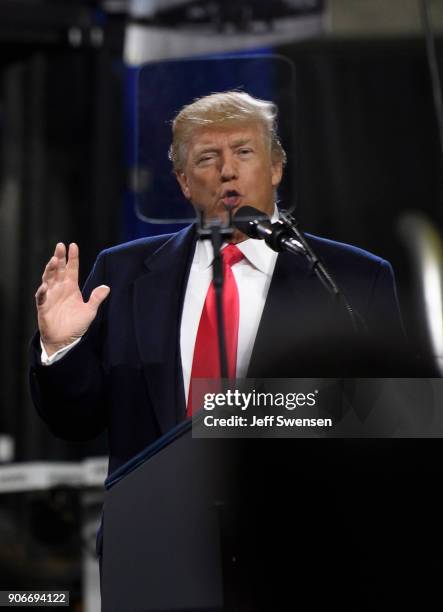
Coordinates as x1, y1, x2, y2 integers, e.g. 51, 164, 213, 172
0, 0, 442, 608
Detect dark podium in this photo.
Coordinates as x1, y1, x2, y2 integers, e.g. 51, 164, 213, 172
101, 419, 436, 612
102, 420, 230, 611
102, 419, 331, 612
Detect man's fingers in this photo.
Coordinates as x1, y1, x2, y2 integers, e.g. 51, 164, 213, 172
42, 256, 58, 286
54, 242, 67, 282
66, 243, 80, 282
87, 285, 111, 312
41, 243, 65, 286
35, 283, 48, 307
54, 242, 66, 259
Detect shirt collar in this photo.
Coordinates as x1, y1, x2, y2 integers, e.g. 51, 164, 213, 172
193, 205, 279, 274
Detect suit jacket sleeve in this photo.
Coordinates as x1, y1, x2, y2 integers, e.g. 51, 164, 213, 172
29, 251, 109, 441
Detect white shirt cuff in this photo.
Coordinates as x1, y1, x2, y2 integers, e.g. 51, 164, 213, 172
40, 337, 82, 365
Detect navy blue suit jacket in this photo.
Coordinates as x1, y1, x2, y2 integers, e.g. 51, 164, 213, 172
30, 224, 404, 475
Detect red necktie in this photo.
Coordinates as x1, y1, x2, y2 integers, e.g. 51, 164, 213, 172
187, 244, 244, 416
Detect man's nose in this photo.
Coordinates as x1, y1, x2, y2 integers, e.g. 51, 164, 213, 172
220, 154, 238, 181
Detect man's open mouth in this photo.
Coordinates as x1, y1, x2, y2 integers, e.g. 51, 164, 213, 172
221, 190, 242, 208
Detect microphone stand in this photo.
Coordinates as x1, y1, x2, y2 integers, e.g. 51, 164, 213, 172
196, 210, 234, 379
279, 209, 365, 334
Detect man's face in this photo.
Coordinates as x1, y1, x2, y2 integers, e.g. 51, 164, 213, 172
175, 121, 283, 238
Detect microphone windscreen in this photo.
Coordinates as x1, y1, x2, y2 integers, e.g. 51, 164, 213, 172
233, 206, 271, 238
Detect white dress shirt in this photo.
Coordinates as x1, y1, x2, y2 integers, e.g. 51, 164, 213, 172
180, 237, 277, 402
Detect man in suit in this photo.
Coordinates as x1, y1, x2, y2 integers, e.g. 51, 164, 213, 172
30, 91, 404, 476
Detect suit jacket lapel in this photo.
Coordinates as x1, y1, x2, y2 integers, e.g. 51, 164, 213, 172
247, 251, 322, 377
133, 225, 196, 433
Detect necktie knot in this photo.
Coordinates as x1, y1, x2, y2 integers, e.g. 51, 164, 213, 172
222, 244, 244, 268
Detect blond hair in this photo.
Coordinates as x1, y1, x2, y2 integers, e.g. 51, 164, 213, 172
169, 90, 287, 171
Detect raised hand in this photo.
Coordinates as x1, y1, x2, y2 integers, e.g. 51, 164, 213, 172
35, 243, 110, 357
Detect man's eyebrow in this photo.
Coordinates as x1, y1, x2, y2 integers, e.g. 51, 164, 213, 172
195, 137, 253, 149
192, 137, 254, 158
231, 138, 253, 147
192, 145, 220, 158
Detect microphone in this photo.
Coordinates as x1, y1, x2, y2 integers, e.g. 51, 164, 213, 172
234, 206, 365, 333
233, 206, 305, 256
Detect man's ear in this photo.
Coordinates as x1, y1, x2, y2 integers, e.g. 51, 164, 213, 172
175, 171, 191, 200
271, 159, 283, 188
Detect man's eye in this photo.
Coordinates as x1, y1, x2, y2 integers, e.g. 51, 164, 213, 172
197, 155, 215, 165
238, 148, 253, 156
